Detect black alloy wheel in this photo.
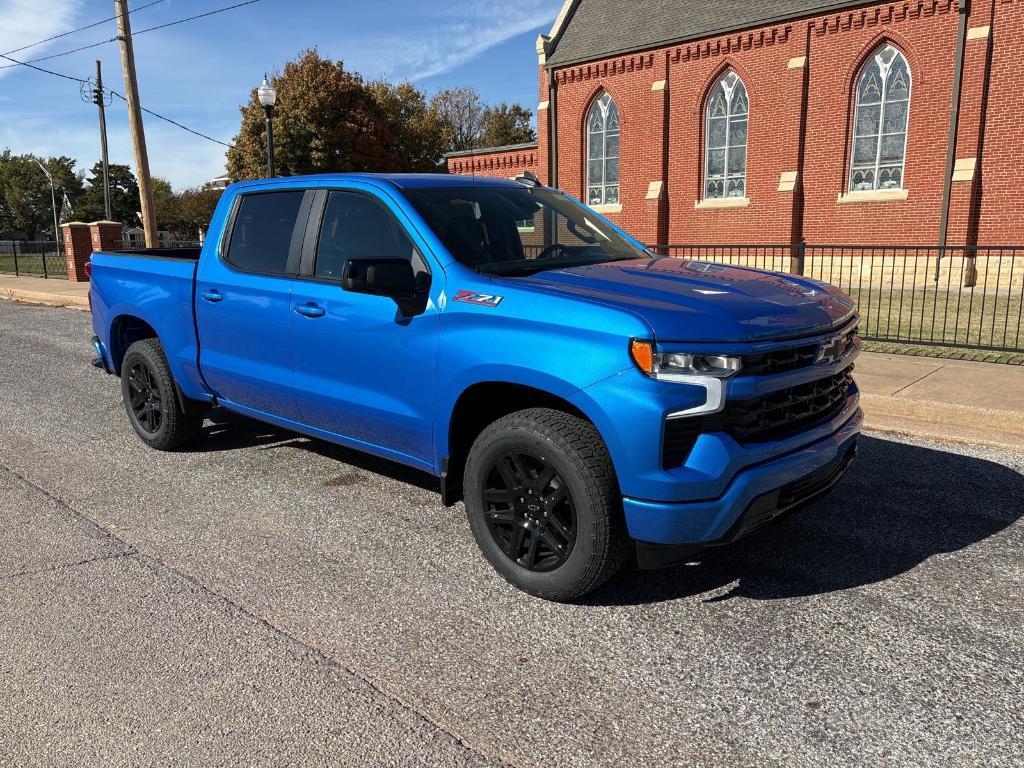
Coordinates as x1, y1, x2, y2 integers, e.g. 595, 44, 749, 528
481, 449, 577, 572
126, 360, 164, 435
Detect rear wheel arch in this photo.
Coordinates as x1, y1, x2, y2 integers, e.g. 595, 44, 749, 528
108, 314, 158, 374
442, 381, 604, 505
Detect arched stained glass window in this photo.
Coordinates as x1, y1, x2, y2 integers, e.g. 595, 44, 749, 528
586, 92, 620, 206
850, 44, 912, 192
704, 71, 748, 200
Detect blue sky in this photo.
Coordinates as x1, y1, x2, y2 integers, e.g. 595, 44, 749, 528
0, 0, 561, 189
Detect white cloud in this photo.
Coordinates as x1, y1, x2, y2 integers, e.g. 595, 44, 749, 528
349, 0, 561, 81
0, 0, 83, 79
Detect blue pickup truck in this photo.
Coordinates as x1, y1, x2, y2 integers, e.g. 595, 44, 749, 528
89, 173, 862, 600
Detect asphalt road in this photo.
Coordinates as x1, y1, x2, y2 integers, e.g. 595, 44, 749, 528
0, 300, 1022, 768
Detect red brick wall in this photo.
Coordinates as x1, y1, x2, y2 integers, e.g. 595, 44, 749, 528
449, 0, 1024, 247
445, 146, 539, 178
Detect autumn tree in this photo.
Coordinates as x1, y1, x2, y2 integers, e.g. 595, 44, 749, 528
367, 80, 447, 172
227, 50, 396, 180
430, 87, 485, 153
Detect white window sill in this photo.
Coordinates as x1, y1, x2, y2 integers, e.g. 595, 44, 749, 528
837, 189, 909, 204
695, 197, 750, 210
590, 203, 622, 214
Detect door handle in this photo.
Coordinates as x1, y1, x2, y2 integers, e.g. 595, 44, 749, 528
294, 302, 326, 318
201, 289, 223, 303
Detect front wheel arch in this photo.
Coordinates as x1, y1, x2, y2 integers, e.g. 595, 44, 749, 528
442, 381, 597, 505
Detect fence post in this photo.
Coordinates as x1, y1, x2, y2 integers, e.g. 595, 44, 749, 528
790, 241, 806, 276
42, 242, 48, 279
13, 241, 19, 276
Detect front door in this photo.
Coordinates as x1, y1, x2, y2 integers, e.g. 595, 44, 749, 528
196, 189, 312, 421
288, 187, 441, 468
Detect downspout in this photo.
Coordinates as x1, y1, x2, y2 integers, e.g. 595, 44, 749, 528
548, 67, 559, 189
791, 23, 813, 275
936, 0, 971, 281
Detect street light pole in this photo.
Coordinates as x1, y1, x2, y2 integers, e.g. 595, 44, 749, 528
34, 159, 61, 246
257, 75, 277, 178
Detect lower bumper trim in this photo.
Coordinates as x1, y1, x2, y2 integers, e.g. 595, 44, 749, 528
634, 441, 858, 569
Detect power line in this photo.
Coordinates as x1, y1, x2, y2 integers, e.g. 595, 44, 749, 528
0, 52, 86, 83
0, 0, 163, 58
132, 0, 263, 36
109, 90, 236, 149
0, 0, 265, 71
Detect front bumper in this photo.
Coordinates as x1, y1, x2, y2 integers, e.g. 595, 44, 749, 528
624, 406, 863, 552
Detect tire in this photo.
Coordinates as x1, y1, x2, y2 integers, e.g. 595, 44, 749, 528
120, 338, 203, 451
464, 408, 628, 601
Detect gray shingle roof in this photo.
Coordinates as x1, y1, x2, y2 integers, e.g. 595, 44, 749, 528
546, 0, 880, 67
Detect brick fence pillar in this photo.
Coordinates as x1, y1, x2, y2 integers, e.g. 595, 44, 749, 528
61, 222, 92, 282
90, 221, 123, 253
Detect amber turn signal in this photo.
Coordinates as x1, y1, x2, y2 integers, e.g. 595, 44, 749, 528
630, 339, 655, 374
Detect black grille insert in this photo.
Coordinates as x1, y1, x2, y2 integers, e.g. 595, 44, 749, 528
661, 366, 856, 468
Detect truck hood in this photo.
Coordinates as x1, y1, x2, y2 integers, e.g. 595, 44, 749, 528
512, 257, 857, 343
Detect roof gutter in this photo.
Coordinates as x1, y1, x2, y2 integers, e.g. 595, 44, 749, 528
936, 0, 971, 280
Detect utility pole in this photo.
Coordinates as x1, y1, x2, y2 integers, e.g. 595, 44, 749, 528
113, 0, 157, 247
94, 60, 112, 221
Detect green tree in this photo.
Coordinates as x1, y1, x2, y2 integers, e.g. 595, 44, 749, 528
227, 50, 396, 180
74, 162, 140, 225
150, 177, 221, 239
0, 150, 82, 240
480, 103, 536, 147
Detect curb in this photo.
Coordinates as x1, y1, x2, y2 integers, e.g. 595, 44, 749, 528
0, 288, 89, 310
861, 392, 1024, 452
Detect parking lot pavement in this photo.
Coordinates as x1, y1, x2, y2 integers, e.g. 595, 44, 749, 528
1, 300, 1022, 768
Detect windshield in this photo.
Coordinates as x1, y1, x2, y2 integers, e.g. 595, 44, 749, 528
402, 185, 650, 276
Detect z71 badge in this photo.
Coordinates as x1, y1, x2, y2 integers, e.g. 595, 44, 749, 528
452, 290, 504, 307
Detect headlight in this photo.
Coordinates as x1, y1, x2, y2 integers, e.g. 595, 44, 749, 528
630, 340, 742, 381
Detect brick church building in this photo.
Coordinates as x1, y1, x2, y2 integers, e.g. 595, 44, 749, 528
446, 0, 1024, 248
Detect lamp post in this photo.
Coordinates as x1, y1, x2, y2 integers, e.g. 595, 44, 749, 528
34, 159, 61, 245
257, 75, 277, 178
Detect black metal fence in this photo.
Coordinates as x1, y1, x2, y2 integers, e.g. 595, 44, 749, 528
651, 244, 1024, 354
0, 240, 67, 279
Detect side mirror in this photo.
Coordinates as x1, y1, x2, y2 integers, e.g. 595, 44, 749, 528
341, 258, 428, 316
342, 258, 418, 300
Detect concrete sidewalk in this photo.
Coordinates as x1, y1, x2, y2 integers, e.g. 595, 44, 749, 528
0, 278, 1021, 450
0, 274, 89, 309
857, 352, 1024, 451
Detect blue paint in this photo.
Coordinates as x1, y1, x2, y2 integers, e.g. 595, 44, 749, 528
90, 173, 862, 547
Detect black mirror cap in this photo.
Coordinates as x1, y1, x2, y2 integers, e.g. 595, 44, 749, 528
342, 258, 418, 299
341, 258, 429, 316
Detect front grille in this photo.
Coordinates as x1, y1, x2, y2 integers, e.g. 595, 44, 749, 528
661, 366, 856, 468
709, 366, 855, 444
739, 326, 860, 377
740, 344, 819, 376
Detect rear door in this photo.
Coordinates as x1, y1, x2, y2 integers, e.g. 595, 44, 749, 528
288, 185, 441, 467
196, 188, 314, 421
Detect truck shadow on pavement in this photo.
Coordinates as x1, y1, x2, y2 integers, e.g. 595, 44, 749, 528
190, 415, 1023, 605
587, 435, 1024, 606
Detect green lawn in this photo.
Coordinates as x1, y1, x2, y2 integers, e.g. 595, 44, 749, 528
849, 287, 1022, 354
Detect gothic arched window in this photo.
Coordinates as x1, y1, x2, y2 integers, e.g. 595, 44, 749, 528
850, 44, 912, 192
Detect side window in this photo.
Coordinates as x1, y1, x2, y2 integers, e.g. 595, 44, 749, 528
225, 191, 305, 274
314, 191, 424, 279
